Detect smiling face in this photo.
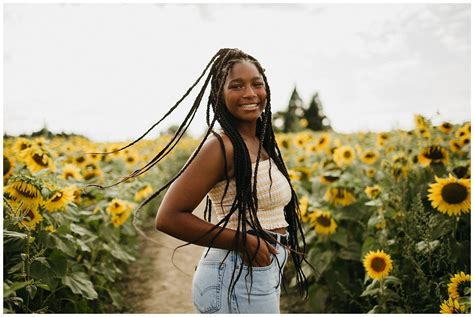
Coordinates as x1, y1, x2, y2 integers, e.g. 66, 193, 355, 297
223, 61, 267, 123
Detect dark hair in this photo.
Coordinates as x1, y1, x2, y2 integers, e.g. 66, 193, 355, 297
86, 48, 315, 305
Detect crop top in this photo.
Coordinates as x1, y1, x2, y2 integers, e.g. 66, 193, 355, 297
207, 157, 292, 230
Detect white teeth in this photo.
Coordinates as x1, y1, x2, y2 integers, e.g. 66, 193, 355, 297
240, 103, 258, 108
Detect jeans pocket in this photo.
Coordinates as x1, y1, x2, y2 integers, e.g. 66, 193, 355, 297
192, 261, 226, 313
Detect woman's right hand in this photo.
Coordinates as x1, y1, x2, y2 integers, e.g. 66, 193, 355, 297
239, 234, 279, 267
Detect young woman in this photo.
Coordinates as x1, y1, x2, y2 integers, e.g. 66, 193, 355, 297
90, 48, 310, 313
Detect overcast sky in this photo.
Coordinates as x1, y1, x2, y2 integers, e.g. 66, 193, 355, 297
4, 3, 470, 142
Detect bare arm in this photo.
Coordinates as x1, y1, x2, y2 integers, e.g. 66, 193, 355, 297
155, 134, 240, 250
155, 134, 278, 266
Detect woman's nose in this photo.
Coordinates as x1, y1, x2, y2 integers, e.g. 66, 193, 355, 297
242, 85, 257, 98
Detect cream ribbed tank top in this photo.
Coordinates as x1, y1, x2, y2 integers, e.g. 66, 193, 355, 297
207, 157, 292, 230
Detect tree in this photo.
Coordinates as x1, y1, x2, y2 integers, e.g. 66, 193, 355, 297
304, 92, 332, 131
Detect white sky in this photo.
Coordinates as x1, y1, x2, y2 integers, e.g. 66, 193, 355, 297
3, 3, 471, 142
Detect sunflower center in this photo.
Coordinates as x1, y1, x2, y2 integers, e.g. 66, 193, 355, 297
52, 192, 63, 202
365, 153, 374, 159
323, 175, 339, 182
370, 257, 386, 272
336, 189, 346, 198
76, 157, 85, 164
316, 215, 331, 227
65, 172, 74, 179
319, 138, 326, 145
442, 123, 452, 129
282, 140, 289, 148
13, 182, 37, 198
441, 183, 468, 204
457, 281, 470, 297
426, 147, 444, 160
343, 151, 352, 158
4, 156, 11, 175
127, 157, 134, 162
114, 202, 120, 208
453, 166, 468, 179
32, 153, 49, 167
26, 209, 35, 220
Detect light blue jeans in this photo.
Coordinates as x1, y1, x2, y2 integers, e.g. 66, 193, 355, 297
192, 231, 289, 313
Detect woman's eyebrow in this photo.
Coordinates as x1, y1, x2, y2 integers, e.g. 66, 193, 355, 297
228, 76, 263, 84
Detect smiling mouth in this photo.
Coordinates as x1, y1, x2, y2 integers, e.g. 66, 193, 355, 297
239, 103, 259, 109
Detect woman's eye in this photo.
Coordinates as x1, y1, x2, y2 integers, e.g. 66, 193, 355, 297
254, 83, 264, 87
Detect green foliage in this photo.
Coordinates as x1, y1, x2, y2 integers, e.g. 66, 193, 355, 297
3, 134, 195, 313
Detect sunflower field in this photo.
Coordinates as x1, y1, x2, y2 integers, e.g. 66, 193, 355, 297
3, 114, 471, 313
279, 115, 471, 313
3, 134, 199, 313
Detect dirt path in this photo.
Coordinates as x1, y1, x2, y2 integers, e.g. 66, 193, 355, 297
122, 199, 207, 313
121, 199, 305, 313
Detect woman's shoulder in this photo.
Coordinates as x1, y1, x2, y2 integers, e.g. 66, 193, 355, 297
198, 131, 234, 179
205, 130, 234, 161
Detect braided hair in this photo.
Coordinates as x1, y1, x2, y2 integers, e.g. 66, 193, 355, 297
86, 48, 313, 304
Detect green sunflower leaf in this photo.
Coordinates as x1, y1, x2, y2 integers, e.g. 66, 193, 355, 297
62, 272, 98, 300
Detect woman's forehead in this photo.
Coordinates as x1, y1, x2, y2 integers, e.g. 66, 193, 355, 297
226, 61, 261, 80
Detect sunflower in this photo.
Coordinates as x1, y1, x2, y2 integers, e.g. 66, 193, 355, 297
414, 114, 429, 129
33, 137, 46, 148
418, 145, 449, 167
276, 134, 291, 150
134, 184, 153, 202
427, 174, 470, 216
439, 297, 466, 314
319, 167, 341, 185
320, 174, 339, 185
298, 195, 309, 223
333, 146, 355, 167
310, 210, 337, 235
305, 143, 318, 154
294, 166, 311, 182
316, 133, 330, 151
363, 250, 393, 280
44, 186, 75, 212
448, 272, 471, 300
60, 164, 83, 181
416, 127, 431, 139
45, 225, 56, 233
450, 139, 463, 153
15, 205, 43, 231
452, 164, 470, 179
70, 185, 82, 205
365, 185, 382, 199
106, 198, 129, 215
82, 162, 103, 181
455, 127, 469, 139
23, 146, 56, 173
376, 133, 390, 147
4, 154, 15, 184
324, 187, 356, 207
438, 122, 454, 134
366, 167, 376, 178
111, 207, 132, 227
294, 134, 310, 148
360, 149, 380, 165
460, 135, 470, 147
4, 176, 43, 208
288, 169, 301, 181
123, 150, 140, 167
12, 137, 33, 160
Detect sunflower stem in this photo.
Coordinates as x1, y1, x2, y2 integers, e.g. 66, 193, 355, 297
380, 277, 386, 312
25, 229, 31, 311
